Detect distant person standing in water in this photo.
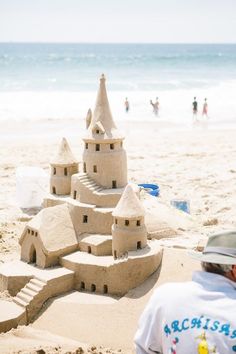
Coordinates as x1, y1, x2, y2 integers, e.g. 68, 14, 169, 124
150, 97, 159, 116
202, 98, 208, 118
124, 97, 130, 113
192, 97, 198, 119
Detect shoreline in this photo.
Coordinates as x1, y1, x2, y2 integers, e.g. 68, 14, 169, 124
1, 118, 236, 142
0, 87, 236, 126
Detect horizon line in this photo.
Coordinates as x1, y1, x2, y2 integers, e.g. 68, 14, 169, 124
0, 41, 236, 45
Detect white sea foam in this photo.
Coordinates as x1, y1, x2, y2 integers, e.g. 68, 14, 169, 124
0, 80, 236, 129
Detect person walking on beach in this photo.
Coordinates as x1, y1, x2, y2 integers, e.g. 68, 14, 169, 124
150, 97, 159, 116
124, 97, 130, 113
202, 98, 208, 118
192, 97, 198, 119
134, 230, 236, 354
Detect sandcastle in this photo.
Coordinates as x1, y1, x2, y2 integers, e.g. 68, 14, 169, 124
0, 74, 182, 333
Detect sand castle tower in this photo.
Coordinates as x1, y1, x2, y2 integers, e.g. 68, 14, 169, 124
50, 137, 78, 195
112, 184, 147, 259
82, 74, 127, 189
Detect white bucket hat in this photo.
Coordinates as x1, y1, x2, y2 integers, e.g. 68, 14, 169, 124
189, 230, 236, 265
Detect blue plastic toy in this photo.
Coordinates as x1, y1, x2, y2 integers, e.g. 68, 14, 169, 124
170, 199, 190, 214
138, 183, 160, 197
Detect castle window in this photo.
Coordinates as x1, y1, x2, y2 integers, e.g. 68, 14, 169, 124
64, 167, 68, 176
91, 284, 96, 292
110, 143, 114, 150
35, 232, 38, 237
96, 144, 100, 151
112, 180, 117, 189
52, 186, 56, 194
80, 281, 85, 290
83, 215, 88, 223
31, 230, 34, 235
73, 191, 77, 200
85, 143, 88, 149
103, 285, 108, 294
114, 250, 117, 259
96, 129, 100, 134
53, 167, 56, 175
137, 220, 141, 226
83, 163, 86, 173
88, 246, 91, 254
125, 220, 129, 226
115, 218, 117, 224
137, 241, 142, 249
93, 165, 97, 173
28, 229, 30, 234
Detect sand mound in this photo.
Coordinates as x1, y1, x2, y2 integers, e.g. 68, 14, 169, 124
0, 325, 129, 354
0, 326, 86, 354
141, 193, 193, 238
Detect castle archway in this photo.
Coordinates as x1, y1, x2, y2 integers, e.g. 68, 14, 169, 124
29, 244, 37, 264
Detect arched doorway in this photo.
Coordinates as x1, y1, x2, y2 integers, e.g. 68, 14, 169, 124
103, 285, 108, 294
29, 244, 37, 264
137, 241, 142, 249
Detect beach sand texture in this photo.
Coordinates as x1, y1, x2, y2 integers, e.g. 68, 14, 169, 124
0, 118, 236, 352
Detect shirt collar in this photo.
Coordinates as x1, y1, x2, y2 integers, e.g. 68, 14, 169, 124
192, 271, 236, 291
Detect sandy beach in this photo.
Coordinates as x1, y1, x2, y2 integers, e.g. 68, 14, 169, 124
1, 0, 236, 348
0, 116, 236, 352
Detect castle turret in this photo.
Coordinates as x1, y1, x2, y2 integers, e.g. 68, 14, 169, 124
50, 138, 78, 195
82, 74, 127, 189
112, 184, 147, 259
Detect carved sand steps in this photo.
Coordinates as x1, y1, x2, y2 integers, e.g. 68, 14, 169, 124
13, 276, 47, 309
77, 173, 103, 193
1, 262, 76, 324
72, 173, 123, 207
0, 261, 75, 332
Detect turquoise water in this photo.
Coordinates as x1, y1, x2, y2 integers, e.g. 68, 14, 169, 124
0, 43, 236, 124
1, 43, 236, 91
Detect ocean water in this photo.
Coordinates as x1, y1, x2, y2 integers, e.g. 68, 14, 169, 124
0, 43, 236, 125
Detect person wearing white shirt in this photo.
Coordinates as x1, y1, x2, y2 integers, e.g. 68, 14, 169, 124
134, 230, 236, 354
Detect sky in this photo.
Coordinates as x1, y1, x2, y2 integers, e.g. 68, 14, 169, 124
0, 0, 236, 43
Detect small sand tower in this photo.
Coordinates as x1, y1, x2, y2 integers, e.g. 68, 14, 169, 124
50, 138, 78, 195
82, 74, 127, 189
112, 184, 147, 259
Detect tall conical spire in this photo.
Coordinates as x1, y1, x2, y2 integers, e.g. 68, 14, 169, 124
90, 74, 117, 135
51, 137, 78, 165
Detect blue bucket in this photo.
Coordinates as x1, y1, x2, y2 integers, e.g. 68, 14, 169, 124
138, 183, 160, 197
170, 199, 190, 214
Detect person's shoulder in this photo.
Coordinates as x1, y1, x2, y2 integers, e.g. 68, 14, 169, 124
151, 281, 196, 302
158, 280, 194, 291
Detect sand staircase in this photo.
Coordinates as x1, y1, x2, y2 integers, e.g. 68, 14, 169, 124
13, 276, 47, 322
13, 276, 46, 308
78, 173, 103, 193
11, 267, 74, 324
74, 173, 123, 207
